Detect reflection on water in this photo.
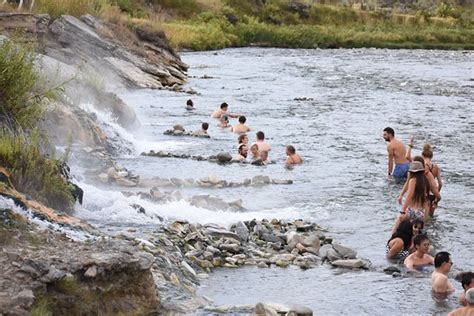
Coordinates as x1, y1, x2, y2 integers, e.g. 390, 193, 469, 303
76, 48, 473, 314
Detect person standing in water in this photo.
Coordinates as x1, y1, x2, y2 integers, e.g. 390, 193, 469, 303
460, 272, 474, 306
211, 102, 240, 119
256, 131, 271, 152
231, 116, 251, 134
404, 234, 434, 272
432, 251, 455, 295
449, 289, 474, 316
383, 127, 410, 183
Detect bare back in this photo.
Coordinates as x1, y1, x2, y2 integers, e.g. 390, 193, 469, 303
388, 138, 410, 164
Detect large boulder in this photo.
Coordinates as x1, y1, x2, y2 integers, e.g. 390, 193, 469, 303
216, 152, 232, 163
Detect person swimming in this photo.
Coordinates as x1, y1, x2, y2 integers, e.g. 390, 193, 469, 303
285, 145, 303, 165
232, 144, 248, 162
249, 143, 259, 160
193, 122, 209, 136
231, 116, 251, 134
218, 115, 230, 128
186, 99, 195, 111
238, 134, 249, 145
211, 102, 240, 119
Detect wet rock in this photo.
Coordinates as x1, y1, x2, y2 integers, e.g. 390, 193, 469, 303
333, 244, 357, 259
98, 173, 109, 183
318, 244, 334, 260
230, 221, 250, 242
271, 179, 293, 185
331, 259, 366, 269
384, 266, 401, 275
288, 304, 313, 316
326, 248, 342, 262
252, 175, 271, 185
257, 262, 269, 268
219, 243, 240, 254
116, 177, 137, 187
216, 152, 232, 163
173, 124, 185, 132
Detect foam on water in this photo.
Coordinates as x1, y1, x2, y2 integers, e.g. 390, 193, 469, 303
77, 182, 303, 226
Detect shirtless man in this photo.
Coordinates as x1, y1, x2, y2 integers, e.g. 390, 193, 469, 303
232, 144, 248, 162
432, 252, 455, 294
449, 289, 474, 316
285, 145, 303, 165
211, 102, 240, 119
193, 122, 209, 137
404, 234, 434, 272
231, 116, 251, 134
460, 272, 474, 306
383, 127, 410, 183
256, 131, 271, 152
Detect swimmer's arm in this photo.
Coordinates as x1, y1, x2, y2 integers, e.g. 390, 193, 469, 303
402, 179, 415, 212
405, 135, 414, 162
460, 292, 467, 306
404, 259, 416, 271
397, 179, 409, 204
228, 113, 240, 118
387, 145, 394, 175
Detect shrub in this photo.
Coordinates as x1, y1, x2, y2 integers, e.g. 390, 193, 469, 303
0, 130, 75, 211
34, 0, 108, 18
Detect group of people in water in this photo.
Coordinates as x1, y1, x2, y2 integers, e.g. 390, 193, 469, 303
383, 127, 473, 314
187, 100, 303, 165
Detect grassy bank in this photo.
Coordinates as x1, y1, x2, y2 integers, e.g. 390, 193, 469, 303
0, 39, 75, 210
2, 0, 470, 50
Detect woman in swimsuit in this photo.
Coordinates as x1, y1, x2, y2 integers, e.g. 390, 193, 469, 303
393, 160, 430, 232
386, 220, 413, 261
422, 144, 442, 216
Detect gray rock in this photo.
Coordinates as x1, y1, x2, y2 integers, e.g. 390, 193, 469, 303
230, 221, 250, 242
286, 231, 304, 249
261, 233, 284, 243
326, 249, 342, 262
173, 124, 185, 132
216, 152, 232, 163
84, 265, 98, 278
204, 226, 241, 242
333, 244, 357, 259
383, 266, 401, 274
318, 244, 334, 260
331, 259, 366, 269
219, 243, 240, 254
288, 304, 313, 316
252, 175, 271, 185
39, 266, 66, 283
271, 179, 294, 185
302, 235, 321, 251
12, 289, 35, 309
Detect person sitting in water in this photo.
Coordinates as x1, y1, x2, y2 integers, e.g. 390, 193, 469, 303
404, 234, 434, 272
460, 272, 474, 306
386, 220, 413, 262
211, 102, 240, 119
232, 144, 248, 162
259, 150, 271, 165
255, 131, 271, 153
186, 99, 195, 111
449, 288, 474, 316
218, 115, 230, 128
249, 143, 259, 161
393, 161, 430, 232
383, 127, 410, 183
238, 134, 249, 146
231, 116, 251, 134
432, 251, 455, 294
193, 122, 209, 137
285, 145, 303, 165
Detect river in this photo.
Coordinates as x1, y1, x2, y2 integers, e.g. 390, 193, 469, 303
74, 48, 473, 315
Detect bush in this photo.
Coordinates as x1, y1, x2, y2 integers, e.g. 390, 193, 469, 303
148, 0, 201, 18
34, 0, 108, 18
0, 130, 75, 211
0, 40, 42, 130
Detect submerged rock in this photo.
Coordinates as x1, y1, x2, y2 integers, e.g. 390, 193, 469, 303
216, 152, 232, 163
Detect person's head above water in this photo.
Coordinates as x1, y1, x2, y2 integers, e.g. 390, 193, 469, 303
413, 234, 430, 253
250, 143, 259, 157
461, 272, 474, 291
220, 115, 229, 123
383, 127, 395, 141
187, 99, 193, 107
422, 144, 434, 159
201, 122, 209, 131
238, 144, 248, 157
238, 134, 248, 144
220, 102, 228, 110
286, 145, 296, 155
239, 116, 246, 124
260, 150, 269, 161
434, 251, 453, 272
390, 220, 413, 250
465, 288, 474, 305
256, 131, 265, 141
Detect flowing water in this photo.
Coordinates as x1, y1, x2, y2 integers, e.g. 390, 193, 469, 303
73, 48, 473, 315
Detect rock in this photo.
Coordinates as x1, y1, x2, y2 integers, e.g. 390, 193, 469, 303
216, 152, 232, 163
98, 173, 109, 183
261, 233, 284, 243
252, 175, 271, 185
383, 266, 401, 275
271, 179, 294, 185
39, 266, 66, 283
219, 243, 240, 254
333, 244, 357, 259
296, 243, 306, 253
173, 124, 185, 132
302, 236, 321, 251
331, 259, 366, 269
318, 244, 334, 260
294, 220, 314, 232
288, 304, 313, 316
276, 259, 289, 267
204, 226, 241, 242
286, 231, 304, 249
257, 262, 269, 268
84, 265, 98, 278
181, 260, 197, 277
12, 289, 35, 309
230, 221, 250, 242
116, 177, 137, 187
243, 179, 251, 186
326, 249, 342, 262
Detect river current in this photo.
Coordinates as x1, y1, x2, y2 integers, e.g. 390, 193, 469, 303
74, 48, 473, 315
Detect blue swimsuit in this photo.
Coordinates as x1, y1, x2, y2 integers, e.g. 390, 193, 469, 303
393, 163, 410, 183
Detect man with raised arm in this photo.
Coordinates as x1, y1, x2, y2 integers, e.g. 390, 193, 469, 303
383, 127, 410, 183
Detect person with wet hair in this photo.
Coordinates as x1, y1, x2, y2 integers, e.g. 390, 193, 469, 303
218, 115, 230, 128
238, 134, 249, 145
432, 251, 455, 294
186, 99, 195, 110
460, 272, 474, 306
404, 234, 434, 272
232, 144, 248, 162
383, 127, 410, 183
449, 288, 474, 316
193, 122, 209, 137
256, 131, 271, 152
231, 116, 251, 134
386, 220, 413, 261
285, 145, 303, 165
211, 102, 240, 119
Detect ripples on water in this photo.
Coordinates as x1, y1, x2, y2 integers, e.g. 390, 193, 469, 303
76, 48, 473, 314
